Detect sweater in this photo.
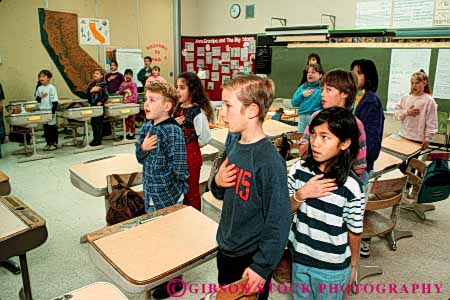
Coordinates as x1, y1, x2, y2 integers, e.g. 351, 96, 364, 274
105, 71, 125, 94
291, 81, 323, 114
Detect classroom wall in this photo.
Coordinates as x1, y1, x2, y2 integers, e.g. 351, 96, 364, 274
0, 0, 174, 101
181, 0, 358, 36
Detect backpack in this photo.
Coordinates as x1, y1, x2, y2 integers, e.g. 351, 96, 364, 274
106, 173, 145, 225
418, 159, 450, 204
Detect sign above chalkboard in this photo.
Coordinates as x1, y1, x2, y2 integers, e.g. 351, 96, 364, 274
255, 46, 272, 74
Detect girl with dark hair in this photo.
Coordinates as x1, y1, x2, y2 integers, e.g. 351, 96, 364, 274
288, 107, 364, 300
118, 69, 138, 139
175, 72, 213, 210
299, 53, 321, 85
291, 63, 325, 133
105, 60, 124, 94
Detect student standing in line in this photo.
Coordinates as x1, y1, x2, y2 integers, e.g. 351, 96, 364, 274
105, 60, 124, 94
299, 53, 321, 85
118, 68, 138, 139
288, 107, 364, 300
210, 75, 291, 300
145, 66, 167, 85
86, 69, 108, 146
291, 63, 325, 134
137, 56, 153, 88
174, 72, 213, 211
135, 82, 188, 299
394, 70, 438, 151
35, 70, 59, 151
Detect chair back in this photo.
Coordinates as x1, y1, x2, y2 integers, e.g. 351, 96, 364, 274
366, 176, 408, 211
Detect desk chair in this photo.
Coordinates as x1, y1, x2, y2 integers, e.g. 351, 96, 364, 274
358, 176, 411, 282
288, 132, 303, 158
431, 111, 449, 151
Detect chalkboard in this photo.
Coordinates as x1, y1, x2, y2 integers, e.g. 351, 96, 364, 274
270, 46, 450, 113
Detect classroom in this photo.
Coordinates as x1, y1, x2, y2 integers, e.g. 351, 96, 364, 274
1, 0, 450, 299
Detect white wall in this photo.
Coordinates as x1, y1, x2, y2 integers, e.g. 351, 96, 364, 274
181, 0, 358, 36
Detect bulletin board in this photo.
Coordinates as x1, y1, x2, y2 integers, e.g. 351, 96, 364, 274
181, 35, 257, 101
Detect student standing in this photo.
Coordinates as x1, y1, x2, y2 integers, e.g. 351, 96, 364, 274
105, 60, 124, 94
145, 66, 167, 85
118, 69, 138, 139
137, 56, 153, 88
299, 53, 321, 85
86, 69, 108, 146
211, 75, 291, 300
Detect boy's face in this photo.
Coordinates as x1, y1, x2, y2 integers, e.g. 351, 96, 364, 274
221, 88, 257, 133
152, 68, 160, 77
124, 73, 133, 81
310, 122, 350, 170
39, 74, 50, 85
321, 84, 347, 109
144, 58, 151, 68
144, 90, 171, 122
93, 71, 102, 81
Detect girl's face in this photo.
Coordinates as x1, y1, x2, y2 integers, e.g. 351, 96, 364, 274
124, 73, 133, 81
307, 67, 322, 83
110, 62, 118, 72
310, 122, 350, 171
411, 78, 426, 95
352, 65, 365, 90
93, 71, 102, 81
321, 84, 347, 109
176, 78, 192, 104
152, 68, 160, 77
308, 57, 317, 65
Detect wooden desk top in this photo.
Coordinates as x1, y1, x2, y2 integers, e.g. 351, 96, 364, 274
372, 151, 403, 178
0, 200, 28, 241
381, 134, 422, 158
51, 282, 129, 300
87, 206, 218, 285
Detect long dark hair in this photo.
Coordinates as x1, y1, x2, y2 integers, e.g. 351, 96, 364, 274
350, 59, 379, 92
177, 72, 214, 121
304, 107, 360, 186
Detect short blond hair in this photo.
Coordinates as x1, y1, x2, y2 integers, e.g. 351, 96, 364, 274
145, 82, 178, 115
222, 75, 275, 122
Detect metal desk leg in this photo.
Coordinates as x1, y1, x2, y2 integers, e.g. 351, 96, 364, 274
18, 127, 53, 163
74, 121, 103, 154
113, 118, 135, 146
18, 254, 33, 300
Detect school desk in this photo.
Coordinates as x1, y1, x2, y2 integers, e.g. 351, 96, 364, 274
50, 282, 129, 300
371, 151, 403, 179
105, 103, 141, 146
381, 134, 422, 159
210, 119, 297, 150
0, 195, 48, 300
86, 205, 218, 298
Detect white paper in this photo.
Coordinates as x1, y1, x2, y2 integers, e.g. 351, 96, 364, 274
212, 47, 221, 56
434, 0, 450, 26
185, 42, 194, 52
205, 44, 211, 51
211, 72, 220, 82
221, 64, 230, 74
231, 60, 240, 70
212, 58, 220, 71
387, 49, 431, 112
115, 48, 144, 86
185, 52, 194, 62
433, 49, 450, 99
207, 82, 214, 90
186, 63, 194, 73
221, 52, 230, 62
197, 47, 205, 56
248, 40, 256, 54
393, 0, 434, 28
231, 47, 240, 58
222, 75, 231, 85
241, 47, 249, 61
197, 59, 205, 69
204, 70, 210, 80
206, 52, 212, 64
355, 0, 392, 28
79, 18, 110, 45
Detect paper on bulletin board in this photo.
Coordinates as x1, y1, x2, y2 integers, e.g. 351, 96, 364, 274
185, 52, 194, 62
186, 63, 194, 73
221, 64, 230, 74
231, 48, 240, 58
231, 60, 240, 70
222, 75, 231, 85
185, 42, 194, 51
221, 52, 231, 62
392, 0, 434, 28
204, 70, 210, 80
355, 0, 392, 28
212, 58, 220, 71
79, 18, 110, 45
433, 49, 450, 99
197, 59, 205, 69
211, 72, 220, 82
212, 47, 221, 56
387, 49, 431, 112
197, 47, 205, 56
434, 0, 450, 26
241, 47, 249, 61
208, 82, 214, 90
206, 52, 212, 64
248, 40, 256, 54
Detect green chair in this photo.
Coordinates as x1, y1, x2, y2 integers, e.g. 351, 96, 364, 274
432, 111, 449, 151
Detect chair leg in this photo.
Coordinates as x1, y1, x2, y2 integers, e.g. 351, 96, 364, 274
386, 229, 414, 250
401, 203, 435, 220
357, 265, 383, 283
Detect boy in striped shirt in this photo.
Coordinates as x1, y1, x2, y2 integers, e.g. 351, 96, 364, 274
288, 107, 365, 300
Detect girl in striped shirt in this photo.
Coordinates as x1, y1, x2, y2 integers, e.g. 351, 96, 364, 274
288, 107, 365, 300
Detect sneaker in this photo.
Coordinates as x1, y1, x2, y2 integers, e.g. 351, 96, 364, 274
48, 145, 57, 151
43, 144, 50, 151
89, 140, 101, 147
126, 134, 135, 140
360, 240, 371, 258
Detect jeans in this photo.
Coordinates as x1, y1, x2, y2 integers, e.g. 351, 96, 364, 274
297, 113, 313, 133
292, 263, 351, 300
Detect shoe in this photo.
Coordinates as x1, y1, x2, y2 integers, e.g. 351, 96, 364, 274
43, 144, 50, 151
48, 145, 57, 151
89, 140, 101, 147
152, 277, 183, 299
360, 240, 371, 258
126, 134, 135, 140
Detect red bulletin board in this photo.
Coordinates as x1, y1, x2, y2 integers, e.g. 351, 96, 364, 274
181, 35, 257, 101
